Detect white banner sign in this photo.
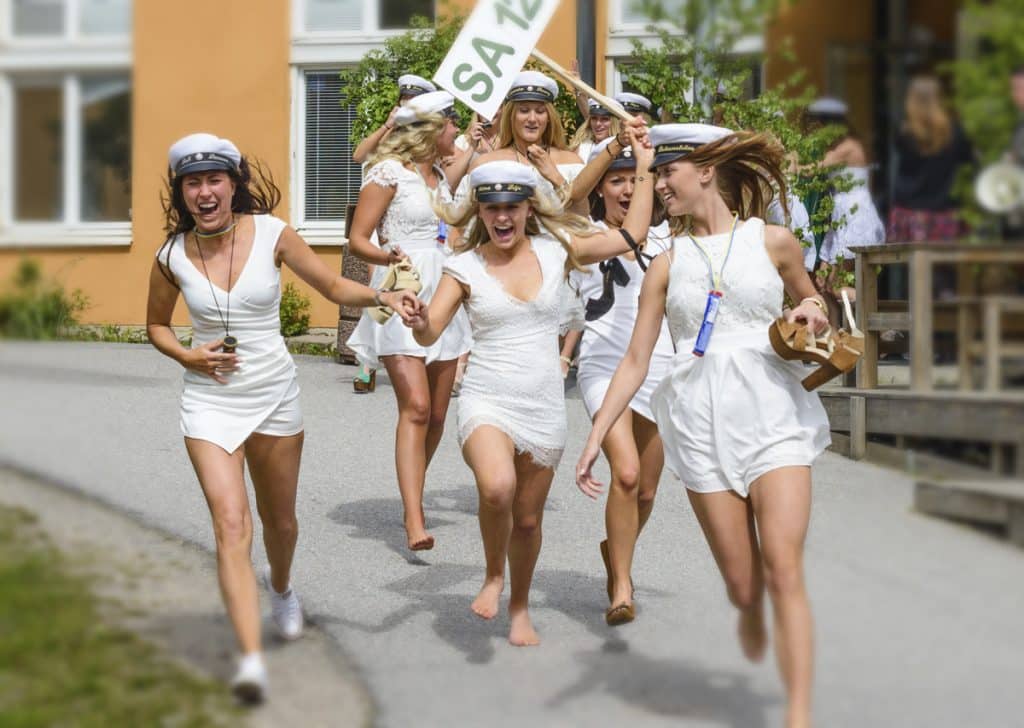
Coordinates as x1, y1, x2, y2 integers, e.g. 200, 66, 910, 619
433, 0, 561, 120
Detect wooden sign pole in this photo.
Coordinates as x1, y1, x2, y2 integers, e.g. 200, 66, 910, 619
529, 48, 632, 122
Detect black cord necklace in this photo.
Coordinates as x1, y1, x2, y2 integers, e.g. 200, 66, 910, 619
194, 218, 237, 353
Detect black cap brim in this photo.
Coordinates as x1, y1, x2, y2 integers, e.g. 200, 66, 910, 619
607, 157, 637, 171
649, 151, 689, 171
175, 160, 236, 177
476, 190, 532, 203
589, 107, 612, 116
507, 91, 553, 103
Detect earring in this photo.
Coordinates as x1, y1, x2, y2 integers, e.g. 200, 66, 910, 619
597, 192, 604, 198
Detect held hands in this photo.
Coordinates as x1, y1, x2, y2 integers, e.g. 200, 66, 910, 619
786, 298, 830, 335
575, 438, 605, 499
623, 118, 654, 168
381, 290, 422, 325
185, 339, 240, 385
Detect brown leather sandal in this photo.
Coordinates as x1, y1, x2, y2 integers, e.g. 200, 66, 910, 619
769, 290, 864, 391
605, 602, 635, 626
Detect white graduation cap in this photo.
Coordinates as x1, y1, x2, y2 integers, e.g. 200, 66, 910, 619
168, 132, 241, 177
470, 161, 539, 202
648, 123, 733, 170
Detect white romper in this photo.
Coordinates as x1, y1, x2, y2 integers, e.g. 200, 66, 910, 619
570, 222, 675, 421
163, 214, 301, 454
443, 235, 570, 469
347, 159, 473, 369
650, 218, 831, 497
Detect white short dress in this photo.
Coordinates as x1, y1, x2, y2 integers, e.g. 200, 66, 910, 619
443, 234, 569, 469
650, 217, 831, 497
820, 166, 885, 264
347, 159, 472, 369
570, 222, 674, 422
162, 214, 301, 454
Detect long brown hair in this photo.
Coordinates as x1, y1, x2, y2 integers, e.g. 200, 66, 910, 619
498, 101, 569, 151
903, 75, 953, 155
155, 158, 281, 287
663, 131, 789, 236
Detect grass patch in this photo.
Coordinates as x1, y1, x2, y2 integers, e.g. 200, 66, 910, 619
0, 506, 239, 727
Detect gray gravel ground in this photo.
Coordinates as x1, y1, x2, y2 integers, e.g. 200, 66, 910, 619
1, 340, 1022, 728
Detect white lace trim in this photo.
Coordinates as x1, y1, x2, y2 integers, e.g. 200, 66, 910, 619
362, 159, 403, 189
459, 414, 563, 470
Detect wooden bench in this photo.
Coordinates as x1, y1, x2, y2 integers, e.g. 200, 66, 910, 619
914, 477, 1024, 548
953, 295, 1024, 391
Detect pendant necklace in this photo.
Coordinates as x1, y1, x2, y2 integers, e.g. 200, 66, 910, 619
194, 218, 238, 353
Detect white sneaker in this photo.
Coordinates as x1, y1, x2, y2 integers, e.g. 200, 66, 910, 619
262, 565, 304, 640
230, 652, 268, 704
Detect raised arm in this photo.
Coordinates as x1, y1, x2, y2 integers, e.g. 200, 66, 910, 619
352, 107, 399, 164
567, 118, 644, 203
406, 273, 466, 347
276, 225, 420, 320
575, 253, 670, 497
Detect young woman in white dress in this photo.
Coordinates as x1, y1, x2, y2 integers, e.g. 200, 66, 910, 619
569, 98, 618, 164
347, 92, 473, 551
576, 124, 830, 728
569, 138, 675, 626
405, 130, 654, 646
147, 134, 419, 702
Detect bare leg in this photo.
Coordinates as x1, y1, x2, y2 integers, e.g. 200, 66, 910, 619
380, 355, 434, 550
602, 410, 641, 608
687, 489, 767, 662
184, 438, 260, 654
506, 451, 554, 646
423, 358, 458, 465
462, 426, 517, 619
246, 431, 304, 593
749, 466, 814, 728
632, 412, 664, 533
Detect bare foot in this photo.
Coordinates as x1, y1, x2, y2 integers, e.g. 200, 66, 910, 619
470, 577, 503, 619
408, 532, 435, 551
738, 606, 767, 662
508, 607, 540, 646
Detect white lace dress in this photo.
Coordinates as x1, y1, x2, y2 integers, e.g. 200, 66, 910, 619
650, 217, 831, 497
820, 166, 885, 264
570, 221, 675, 422
442, 235, 569, 469
162, 214, 300, 454
347, 159, 473, 369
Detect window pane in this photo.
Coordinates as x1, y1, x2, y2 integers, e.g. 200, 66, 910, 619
12, 0, 65, 36
79, 0, 132, 36
379, 0, 433, 30
14, 82, 63, 222
305, 0, 361, 32
304, 71, 362, 222
80, 76, 131, 222
621, 0, 685, 25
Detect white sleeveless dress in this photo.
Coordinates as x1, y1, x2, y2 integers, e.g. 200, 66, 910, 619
347, 159, 473, 369
570, 221, 674, 422
162, 214, 301, 454
820, 166, 885, 264
650, 218, 831, 497
443, 235, 569, 469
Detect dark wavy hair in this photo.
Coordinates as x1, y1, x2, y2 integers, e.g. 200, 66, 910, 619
155, 157, 281, 287
588, 166, 666, 228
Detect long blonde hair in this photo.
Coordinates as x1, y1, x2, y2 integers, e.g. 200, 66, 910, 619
369, 111, 447, 166
663, 131, 789, 236
903, 75, 952, 155
498, 101, 569, 151
570, 115, 621, 153
438, 191, 593, 274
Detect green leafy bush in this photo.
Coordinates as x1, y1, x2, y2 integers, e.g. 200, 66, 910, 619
279, 282, 311, 337
0, 259, 89, 340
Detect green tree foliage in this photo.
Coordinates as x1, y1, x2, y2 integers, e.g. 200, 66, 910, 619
0, 259, 89, 340
338, 13, 581, 145
622, 0, 847, 248
949, 0, 1024, 164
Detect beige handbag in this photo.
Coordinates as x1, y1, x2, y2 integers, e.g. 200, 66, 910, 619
368, 258, 422, 324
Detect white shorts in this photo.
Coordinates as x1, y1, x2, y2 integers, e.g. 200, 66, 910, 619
252, 378, 304, 438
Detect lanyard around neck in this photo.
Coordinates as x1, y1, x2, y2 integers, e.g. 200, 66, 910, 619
686, 214, 739, 293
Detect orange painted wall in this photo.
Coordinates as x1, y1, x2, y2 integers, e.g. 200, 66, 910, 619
0, 0, 346, 328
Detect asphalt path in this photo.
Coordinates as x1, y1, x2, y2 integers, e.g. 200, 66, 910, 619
1, 341, 1022, 727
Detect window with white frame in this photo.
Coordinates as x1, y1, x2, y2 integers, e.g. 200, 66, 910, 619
0, 0, 132, 245
616, 0, 685, 28
297, 68, 363, 232
297, 0, 433, 35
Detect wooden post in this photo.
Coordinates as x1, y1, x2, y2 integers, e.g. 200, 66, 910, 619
984, 296, 1001, 391
909, 248, 933, 391
855, 250, 878, 389
849, 395, 867, 460
529, 48, 632, 121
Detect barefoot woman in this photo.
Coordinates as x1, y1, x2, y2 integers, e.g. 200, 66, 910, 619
576, 124, 830, 726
